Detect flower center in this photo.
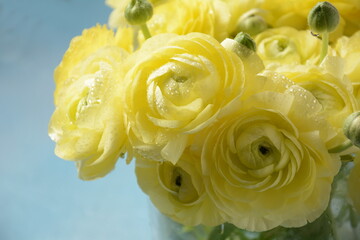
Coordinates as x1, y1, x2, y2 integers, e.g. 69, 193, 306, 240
258, 144, 270, 156
234, 123, 283, 178
171, 168, 183, 191
172, 75, 188, 83
276, 38, 288, 52
247, 137, 279, 169
302, 81, 345, 112
262, 36, 296, 59
158, 162, 199, 203
175, 174, 182, 187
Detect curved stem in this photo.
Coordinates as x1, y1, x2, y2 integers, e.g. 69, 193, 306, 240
140, 23, 151, 39
319, 32, 329, 63
328, 140, 353, 153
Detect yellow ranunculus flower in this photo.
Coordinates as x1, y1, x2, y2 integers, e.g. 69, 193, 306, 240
348, 157, 360, 214
335, 31, 360, 104
107, 0, 230, 42
200, 71, 340, 231
274, 57, 359, 149
123, 33, 247, 164
136, 148, 223, 226
49, 25, 128, 180
255, 27, 323, 67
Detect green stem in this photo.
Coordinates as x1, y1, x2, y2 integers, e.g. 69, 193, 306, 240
319, 32, 329, 63
340, 154, 355, 162
328, 140, 353, 153
140, 23, 151, 39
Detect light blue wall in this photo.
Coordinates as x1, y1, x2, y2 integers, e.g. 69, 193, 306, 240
0, 0, 151, 239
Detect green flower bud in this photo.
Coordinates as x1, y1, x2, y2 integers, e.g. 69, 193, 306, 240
343, 111, 360, 148
234, 32, 256, 53
125, 0, 153, 26
308, 1, 339, 33
235, 9, 268, 36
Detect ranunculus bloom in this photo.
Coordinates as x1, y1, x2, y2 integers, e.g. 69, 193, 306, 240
136, 148, 223, 226
274, 57, 359, 149
123, 33, 248, 164
200, 72, 340, 231
49, 25, 128, 180
255, 27, 323, 67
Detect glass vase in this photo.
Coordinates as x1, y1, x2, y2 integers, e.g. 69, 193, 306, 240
150, 163, 360, 240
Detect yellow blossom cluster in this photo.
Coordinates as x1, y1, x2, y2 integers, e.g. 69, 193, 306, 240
49, 0, 360, 233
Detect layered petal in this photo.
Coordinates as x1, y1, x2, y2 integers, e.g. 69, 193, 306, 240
49, 25, 129, 180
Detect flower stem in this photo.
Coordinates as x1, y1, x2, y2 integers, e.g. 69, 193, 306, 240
327, 207, 340, 240
340, 154, 355, 162
319, 32, 329, 63
140, 23, 151, 39
328, 140, 353, 153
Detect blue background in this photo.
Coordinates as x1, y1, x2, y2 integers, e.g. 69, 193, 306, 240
0, 0, 152, 239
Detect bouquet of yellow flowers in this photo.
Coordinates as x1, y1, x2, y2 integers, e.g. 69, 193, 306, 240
49, 0, 360, 239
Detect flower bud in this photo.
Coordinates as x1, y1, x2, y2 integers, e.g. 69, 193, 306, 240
235, 9, 268, 36
308, 1, 339, 33
343, 111, 360, 148
234, 32, 256, 53
125, 0, 153, 26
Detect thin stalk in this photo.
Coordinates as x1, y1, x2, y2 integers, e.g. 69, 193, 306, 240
340, 154, 355, 162
328, 140, 353, 153
140, 23, 151, 39
319, 32, 329, 63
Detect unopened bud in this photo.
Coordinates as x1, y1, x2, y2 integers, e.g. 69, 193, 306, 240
221, 34, 264, 76
236, 9, 268, 36
125, 0, 153, 26
308, 1, 339, 33
234, 32, 256, 53
343, 111, 360, 148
